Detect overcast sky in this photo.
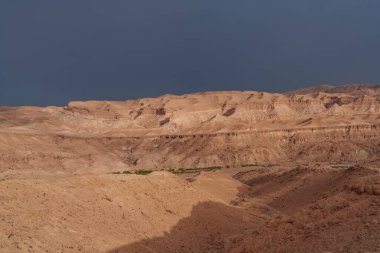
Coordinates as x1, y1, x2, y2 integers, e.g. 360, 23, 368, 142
1, 0, 380, 106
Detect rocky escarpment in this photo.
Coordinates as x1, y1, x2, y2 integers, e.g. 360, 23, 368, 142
1, 123, 379, 176
51, 91, 380, 135
287, 84, 380, 96
0, 84, 380, 177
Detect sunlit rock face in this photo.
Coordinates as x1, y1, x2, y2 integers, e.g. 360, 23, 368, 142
1, 84, 380, 175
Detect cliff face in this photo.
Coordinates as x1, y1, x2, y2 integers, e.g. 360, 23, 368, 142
1, 85, 380, 176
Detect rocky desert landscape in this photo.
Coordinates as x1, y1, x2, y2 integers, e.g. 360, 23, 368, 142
1, 84, 380, 253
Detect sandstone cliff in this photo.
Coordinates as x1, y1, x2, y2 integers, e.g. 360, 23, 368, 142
1, 84, 379, 177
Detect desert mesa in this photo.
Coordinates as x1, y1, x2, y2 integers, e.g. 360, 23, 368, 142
0, 84, 379, 176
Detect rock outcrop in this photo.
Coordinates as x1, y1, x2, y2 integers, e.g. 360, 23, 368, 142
1, 84, 380, 176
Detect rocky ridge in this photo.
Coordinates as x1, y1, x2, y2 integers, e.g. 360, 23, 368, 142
1, 84, 380, 177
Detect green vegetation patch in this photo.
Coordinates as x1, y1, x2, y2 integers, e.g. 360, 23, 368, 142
168, 166, 222, 174
111, 170, 152, 175
111, 166, 222, 176
241, 163, 278, 168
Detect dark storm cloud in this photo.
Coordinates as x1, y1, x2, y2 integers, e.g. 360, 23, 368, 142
1, 0, 380, 106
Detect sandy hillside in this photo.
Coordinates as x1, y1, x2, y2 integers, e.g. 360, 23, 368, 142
0, 171, 246, 253
2, 166, 379, 253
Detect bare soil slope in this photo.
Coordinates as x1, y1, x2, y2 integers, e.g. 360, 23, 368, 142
108, 166, 380, 253
0, 171, 244, 252
1, 166, 379, 253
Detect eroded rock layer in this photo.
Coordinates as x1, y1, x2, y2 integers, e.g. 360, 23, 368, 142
1, 84, 380, 176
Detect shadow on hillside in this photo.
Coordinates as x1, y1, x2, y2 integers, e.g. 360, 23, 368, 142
106, 201, 261, 253
105, 166, 380, 253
